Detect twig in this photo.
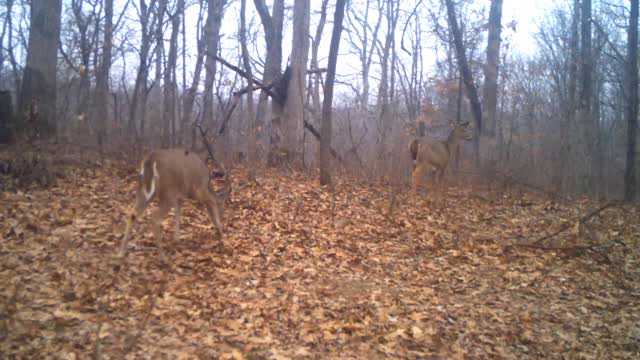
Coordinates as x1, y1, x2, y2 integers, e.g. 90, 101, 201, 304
506, 201, 621, 252
531, 201, 619, 246
292, 194, 304, 221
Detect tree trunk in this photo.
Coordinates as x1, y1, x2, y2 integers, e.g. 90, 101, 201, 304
240, 0, 256, 181
254, 0, 284, 166
444, 0, 482, 166
19, 0, 62, 139
129, 0, 154, 139
181, 0, 206, 147
376, 0, 399, 175
281, 0, 310, 166
482, 0, 503, 137
625, 0, 639, 201
94, 0, 114, 149
579, 0, 593, 193
319, 0, 346, 186
203, 0, 227, 130
162, 0, 183, 148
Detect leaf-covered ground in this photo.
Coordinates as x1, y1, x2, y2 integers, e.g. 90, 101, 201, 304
1, 161, 640, 359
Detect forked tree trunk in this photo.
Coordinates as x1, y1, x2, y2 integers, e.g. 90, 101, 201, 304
254, 0, 284, 166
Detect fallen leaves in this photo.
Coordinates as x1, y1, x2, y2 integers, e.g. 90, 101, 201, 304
1, 162, 639, 358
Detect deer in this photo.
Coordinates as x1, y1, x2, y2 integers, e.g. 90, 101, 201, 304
409, 122, 472, 197
120, 148, 230, 256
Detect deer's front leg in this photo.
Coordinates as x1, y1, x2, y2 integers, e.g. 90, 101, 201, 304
411, 163, 427, 199
199, 189, 224, 238
150, 203, 170, 241
121, 191, 152, 256
173, 201, 181, 242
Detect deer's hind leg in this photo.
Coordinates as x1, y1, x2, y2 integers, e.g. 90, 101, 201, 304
150, 200, 172, 241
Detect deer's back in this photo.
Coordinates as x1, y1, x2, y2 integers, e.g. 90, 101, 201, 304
415, 138, 449, 169
146, 149, 209, 199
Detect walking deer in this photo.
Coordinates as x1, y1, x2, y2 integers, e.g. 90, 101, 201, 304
120, 148, 230, 255
409, 122, 472, 196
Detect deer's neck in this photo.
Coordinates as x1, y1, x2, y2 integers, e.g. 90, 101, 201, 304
445, 133, 459, 155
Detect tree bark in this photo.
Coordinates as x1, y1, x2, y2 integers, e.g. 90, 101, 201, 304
129, 0, 154, 139
444, 0, 482, 166
281, 0, 310, 166
254, 0, 284, 165
625, 0, 639, 201
181, 0, 206, 146
482, 0, 502, 137
579, 0, 593, 193
94, 0, 113, 149
240, 0, 256, 181
203, 0, 227, 129
320, 0, 347, 185
19, 0, 63, 138
162, 0, 183, 148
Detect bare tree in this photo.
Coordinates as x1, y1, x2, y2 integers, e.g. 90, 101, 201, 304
579, 0, 593, 193
128, 0, 157, 139
279, 0, 310, 166
94, 0, 113, 148
202, 0, 227, 129
444, 0, 482, 166
625, 0, 638, 201
240, 0, 256, 181
320, 0, 347, 185
254, 0, 284, 166
19, 0, 63, 138
161, 0, 184, 147
345, 0, 383, 110
482, 0, 503, 137
181, 0, 207, 146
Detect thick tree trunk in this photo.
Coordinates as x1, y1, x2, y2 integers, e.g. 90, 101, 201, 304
254, 0, 284, 165
319, 0, 346, 185
19, 0, 62, 139
625, 0, 639, 201
482, 0, 503, 137
281, 0, 310, 166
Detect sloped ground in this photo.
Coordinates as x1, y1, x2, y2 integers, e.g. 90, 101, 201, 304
1, 161, 639, 359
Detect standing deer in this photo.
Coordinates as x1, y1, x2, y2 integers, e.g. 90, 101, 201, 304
120, 148, 229, 255
409, 122, 472, 196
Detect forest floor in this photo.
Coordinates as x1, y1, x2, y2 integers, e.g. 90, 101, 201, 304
1, 158, 640, 359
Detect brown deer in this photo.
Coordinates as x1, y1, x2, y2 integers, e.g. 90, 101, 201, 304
120, 148, 229, 255
409, 122, 472, 196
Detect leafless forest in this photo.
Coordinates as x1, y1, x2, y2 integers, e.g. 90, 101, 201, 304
1, 0, 640, 358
